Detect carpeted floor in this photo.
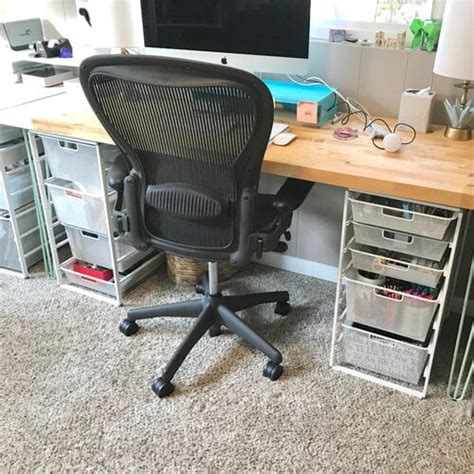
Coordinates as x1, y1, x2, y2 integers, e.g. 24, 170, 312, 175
0, 263, 472, 472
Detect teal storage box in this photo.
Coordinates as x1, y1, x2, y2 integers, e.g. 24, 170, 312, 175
263, 80, 335, 127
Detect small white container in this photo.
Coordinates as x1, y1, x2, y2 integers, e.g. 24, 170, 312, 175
398, 89, 436, 134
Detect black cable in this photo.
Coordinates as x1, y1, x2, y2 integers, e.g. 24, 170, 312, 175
394, 122, 417, 144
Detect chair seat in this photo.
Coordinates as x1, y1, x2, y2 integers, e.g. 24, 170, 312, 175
254, 194, 279, 232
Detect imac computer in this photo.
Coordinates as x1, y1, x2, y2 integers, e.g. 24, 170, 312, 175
139, 0, 312, 74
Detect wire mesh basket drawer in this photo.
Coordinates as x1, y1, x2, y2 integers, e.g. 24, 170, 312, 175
350, 245, 444, 288
46, 178, 116, 235
341, 322, 429, 384
0, 140, 30, 210
0, 215, 22, 270
345, 275, 437, 341
353, 222, 449, 262
0, 211, 41, 271
65, 226, 153, 273
41, 136, 118, 195
348, 194, 455, 240
61, 260, 116, 297
0, 125, 22, 145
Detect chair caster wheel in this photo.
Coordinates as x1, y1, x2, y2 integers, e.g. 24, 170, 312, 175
274, 301, 290, 316
209, 324, 222, 337
119, 319, 139, 336
263, 361, 283, 381
195, 281, 206, 295
152, 378, 175, 398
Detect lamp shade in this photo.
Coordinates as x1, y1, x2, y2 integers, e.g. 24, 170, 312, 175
77, 0, 144, 48
433, 0, 473, 80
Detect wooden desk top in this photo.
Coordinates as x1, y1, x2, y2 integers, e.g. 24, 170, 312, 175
1, 91, 472, 209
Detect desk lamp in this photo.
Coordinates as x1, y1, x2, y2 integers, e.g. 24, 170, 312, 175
77, 0, 144, 53
433, 0, 473, 140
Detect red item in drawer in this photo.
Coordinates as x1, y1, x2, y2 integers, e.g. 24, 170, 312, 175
72, 261, 113, 281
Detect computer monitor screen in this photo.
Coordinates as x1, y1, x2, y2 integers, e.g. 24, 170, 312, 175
140, 0, 311, 73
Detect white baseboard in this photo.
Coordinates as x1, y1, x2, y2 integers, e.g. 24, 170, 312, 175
257, 253, 338, 283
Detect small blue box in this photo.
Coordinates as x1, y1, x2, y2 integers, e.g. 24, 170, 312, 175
263, 80, 335, 126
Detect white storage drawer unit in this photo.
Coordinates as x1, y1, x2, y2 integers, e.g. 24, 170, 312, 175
0, 140, 32, 211
341, 322, 429, 384
65, 226, 155, 273
45, 178, 117, 235
350, 245, 443, 288
0, 205, 41, 271
0, 125, 22, 145
42, 137, 118, 194
353, 222, 449, 262
349, 194, 455, 240
345, 274, 438, 341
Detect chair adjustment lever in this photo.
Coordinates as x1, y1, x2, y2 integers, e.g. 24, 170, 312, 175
256, 238, 264, 259
113, 211, 130, 234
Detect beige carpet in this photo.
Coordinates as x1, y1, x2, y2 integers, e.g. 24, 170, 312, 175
0, 263, 472, 472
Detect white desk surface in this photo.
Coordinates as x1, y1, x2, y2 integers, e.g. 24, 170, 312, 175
0, 83, 65, 112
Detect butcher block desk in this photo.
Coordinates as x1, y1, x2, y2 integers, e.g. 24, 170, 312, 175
0, 91, 471, 209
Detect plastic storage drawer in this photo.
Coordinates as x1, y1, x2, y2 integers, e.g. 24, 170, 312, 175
345, 274, 438, 341
353, 222, 449, 262
0, 140, 33, 211
41, 136, 118, 194
341, 322, 429, 384
0, 205, 41, 271
350, 245, 444, 288
61, 260, 117, 297
349, 194, 455, 240
46, 178, 117, 235
0, 125, 22, 145
65, 226, 154, 273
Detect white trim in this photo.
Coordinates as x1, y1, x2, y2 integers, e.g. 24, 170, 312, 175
257, 252, 338, 282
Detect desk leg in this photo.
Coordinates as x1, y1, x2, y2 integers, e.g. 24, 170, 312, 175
23, 130, 54, 278
447, 256, 473, 408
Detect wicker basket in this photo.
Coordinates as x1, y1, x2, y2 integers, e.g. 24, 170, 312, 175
166, 254, 239, 285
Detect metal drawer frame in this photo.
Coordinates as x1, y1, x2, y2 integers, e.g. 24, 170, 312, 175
330, 189, 464, 399
29, 131, 165, 306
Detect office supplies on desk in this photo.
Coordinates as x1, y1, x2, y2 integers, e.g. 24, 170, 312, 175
272, 132, 297, 146
269, 122, 289, 142
31, 38, 73, 59
264, 80, 334, 126
398, 88, 436, 133
21, 65, 74, 87
0, 18, 43, 51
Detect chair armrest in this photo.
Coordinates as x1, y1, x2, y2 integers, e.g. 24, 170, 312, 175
108, 154, 131, 192
273, 178, 313, 213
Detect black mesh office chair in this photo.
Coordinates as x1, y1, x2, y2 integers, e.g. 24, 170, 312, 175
80, 55, 312, 397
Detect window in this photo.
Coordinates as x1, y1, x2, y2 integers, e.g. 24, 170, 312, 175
310, 0, 444, 39
312, 0, 434, 24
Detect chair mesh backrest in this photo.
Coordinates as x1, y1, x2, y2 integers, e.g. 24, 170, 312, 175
80, 56, 273, 252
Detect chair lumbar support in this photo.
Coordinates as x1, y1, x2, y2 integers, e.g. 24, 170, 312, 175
119, 262, 290, 398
